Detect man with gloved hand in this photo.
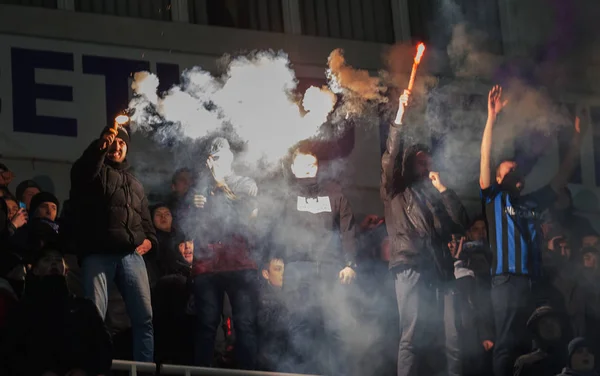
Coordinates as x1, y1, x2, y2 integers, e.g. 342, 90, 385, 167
381, 90, 469, 376
70, 123, 157, 362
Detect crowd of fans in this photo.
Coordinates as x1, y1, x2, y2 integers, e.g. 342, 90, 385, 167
0, 84, 599, 376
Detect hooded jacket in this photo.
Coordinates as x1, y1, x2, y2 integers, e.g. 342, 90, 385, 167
70, 139, 157, 255
381, 123, 469, 279
270, 178, 356, 267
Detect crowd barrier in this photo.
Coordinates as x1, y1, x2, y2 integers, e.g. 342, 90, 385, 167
111, 360, 320, 376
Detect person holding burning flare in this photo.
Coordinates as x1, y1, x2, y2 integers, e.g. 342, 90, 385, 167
382, 84, 469, 375
69, 115, 157, 362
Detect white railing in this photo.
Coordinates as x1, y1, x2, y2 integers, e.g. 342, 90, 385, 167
111, 360, 321, 376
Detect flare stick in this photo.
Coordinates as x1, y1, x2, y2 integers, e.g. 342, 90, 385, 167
394, 43, 426, 124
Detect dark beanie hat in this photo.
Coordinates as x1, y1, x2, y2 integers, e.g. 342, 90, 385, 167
526, 305, 557, 330
568, 337, 591, 366
101, 125, 131, 149
29, 192, 60, 217
15, 180, 41, 202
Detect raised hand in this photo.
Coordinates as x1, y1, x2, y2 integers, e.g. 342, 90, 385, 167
488, 85, 508, 117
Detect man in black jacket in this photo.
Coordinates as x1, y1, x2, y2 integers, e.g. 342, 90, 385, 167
381, 90, 469, 376
270, 146, 357, 375
70, 124, 157, 362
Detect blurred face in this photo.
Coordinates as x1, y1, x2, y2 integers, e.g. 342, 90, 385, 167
537, 316, 562, 341
496, 161, 524, 193
172, 171, 192, 197
35, 202, 57, 221
107, 138, 127, 163
33, 251, 66, 277
468, 220, 487, 242
0, 169, 14, 187
558, 239, 571, 259
5, 199, 18, 219
413, 151, 432, 179
210, 148, 235, 179
153, 207, 173, 232
583, 252, 597, 269
582, 235, 599, 248
178, 241, 194, 263
262, 259, 284, 288
291, 152, 318, 179
572, 347, 595, 372
22, 187, 40, 210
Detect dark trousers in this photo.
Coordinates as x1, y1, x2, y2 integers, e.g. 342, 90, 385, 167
283, 261, 351, 376
192, 270, 258, 369
394, 266, 461, 376
491, 274, 533, 376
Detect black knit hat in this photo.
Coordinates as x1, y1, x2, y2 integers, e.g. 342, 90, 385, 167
568, 337, 591, 367
101, 125, 131, 149
29, 192, 59, 217
15, 180, 41, 202
526, 305, 558, 331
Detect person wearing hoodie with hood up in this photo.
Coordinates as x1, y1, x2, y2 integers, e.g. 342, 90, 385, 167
513, 305, 569, 376
480, 86, 585, 376
382, 90, 469, 376
268, 144, 357, 376
187, 136, 259, 369
557, 338, 599, 376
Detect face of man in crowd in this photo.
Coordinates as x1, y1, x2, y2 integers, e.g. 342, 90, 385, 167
5, 198, 18, 219
497, 161, 524, 194
537, 316, 562, 342
413, 151, 432, 180
178, 241, 194, 264
291, 152, 318, 179
262, 258, 284, 288
582, 235, 599, 249
36, 202, 58, 222
557, 239, 571, 260
107, 137, 127, 163
0, 168, 14, 187
153, 207, 173, 233
33, 250, 66, 277
572, 347, 595, 372
172, 171, 193, 198
583, 252, 597, 269
22, 187, 40, 210
468, 220, 487, 242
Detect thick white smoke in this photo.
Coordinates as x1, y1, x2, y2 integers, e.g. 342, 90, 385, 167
128, 51, 337, 167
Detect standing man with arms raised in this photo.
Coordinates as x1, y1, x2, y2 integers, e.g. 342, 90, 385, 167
479, 85, 584, 376
381, 90, 469, 376
70, 123, 157, 362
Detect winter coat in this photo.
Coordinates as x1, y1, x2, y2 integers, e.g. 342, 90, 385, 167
188, 173, 258, 274
381, 123, 469, 279
0, 274, 112, 376
70, 140, 157, 256
257, 283, 290, 372
270, 179, 356, 267
8, 218, 61, 262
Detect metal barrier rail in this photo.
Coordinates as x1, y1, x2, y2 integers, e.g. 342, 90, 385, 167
111, 360, 320, 376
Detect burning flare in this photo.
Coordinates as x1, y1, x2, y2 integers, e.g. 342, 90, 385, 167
395, 42, 426, 124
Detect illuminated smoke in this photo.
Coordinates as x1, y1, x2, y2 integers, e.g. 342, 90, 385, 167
128, 51, 338, 167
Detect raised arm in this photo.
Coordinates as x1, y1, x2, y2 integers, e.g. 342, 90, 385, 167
550, 113, 585, 192
71, 129, 116, 188
381, 90, 410, 198
480, 86, 507, 190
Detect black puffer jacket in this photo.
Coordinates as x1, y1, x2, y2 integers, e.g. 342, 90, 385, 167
70, 140, 157, 255
381, 123, 469, 280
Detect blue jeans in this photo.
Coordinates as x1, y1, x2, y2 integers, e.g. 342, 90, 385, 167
82, 252, 154, 362
193, 270, 258, 369
490, 274, 533, 376
395, 266, 461, 376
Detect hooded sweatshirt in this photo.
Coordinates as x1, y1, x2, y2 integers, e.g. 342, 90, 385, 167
270, 178, 356, 267
381, 123, 469, 279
